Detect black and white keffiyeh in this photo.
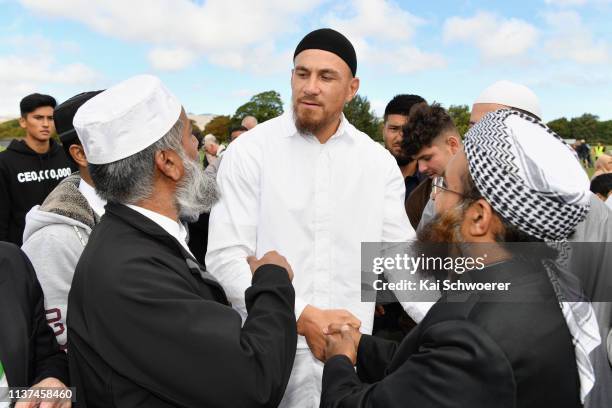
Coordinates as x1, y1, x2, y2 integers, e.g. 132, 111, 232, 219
464, 109, 600, 403
464, 109, 590, 242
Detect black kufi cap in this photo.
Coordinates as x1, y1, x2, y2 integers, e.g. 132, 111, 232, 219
55, 90, 104, 145
294, 28, 357, 76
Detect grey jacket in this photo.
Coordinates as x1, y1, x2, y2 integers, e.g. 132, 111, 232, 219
21, 173, 101, 349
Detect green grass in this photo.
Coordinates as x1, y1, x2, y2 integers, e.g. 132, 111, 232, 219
0, 145, 5, 152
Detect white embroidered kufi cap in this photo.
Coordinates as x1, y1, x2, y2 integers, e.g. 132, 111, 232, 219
73, 74, 181, 164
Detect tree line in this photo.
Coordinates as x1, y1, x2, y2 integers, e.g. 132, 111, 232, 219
2, 92, 610, 145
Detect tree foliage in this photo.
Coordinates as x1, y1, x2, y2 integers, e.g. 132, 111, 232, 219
203, 115, 231, 145
570, 113, 599, 141
448, 105, 471, 137
0, 119, 25, 140
343, 94, 382, 142
547, 113, 612, 144
231, 91, 284, 126
547, 117, 571, 138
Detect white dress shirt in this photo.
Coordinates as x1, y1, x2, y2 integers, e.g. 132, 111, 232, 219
206, 112, 416, 407
79, 179, 106, 216
126, 205, 193, 257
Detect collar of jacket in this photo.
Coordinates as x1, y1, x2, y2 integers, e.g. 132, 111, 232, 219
39, 172, 99, 229
105, 203, 227, 297
106, 202, 194, 260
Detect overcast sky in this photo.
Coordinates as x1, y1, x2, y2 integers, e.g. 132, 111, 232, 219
1, 0, 611, 121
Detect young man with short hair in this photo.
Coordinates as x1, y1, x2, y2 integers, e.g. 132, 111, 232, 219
0, 93, 71, 245
382, 94, 427, 202
402, 103, 461, 229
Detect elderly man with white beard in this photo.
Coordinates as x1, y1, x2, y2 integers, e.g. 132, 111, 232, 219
67, 75, 298, 408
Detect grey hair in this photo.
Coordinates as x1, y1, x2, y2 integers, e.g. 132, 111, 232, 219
89, 118, 184, 204
203, 133, 218, 147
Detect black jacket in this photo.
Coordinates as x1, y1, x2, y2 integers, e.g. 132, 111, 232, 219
0, 139, 71, 245
68, 203, 297, 407
0, 242, 69, 388
321, 260, 582, 408
405, 178, 432, 230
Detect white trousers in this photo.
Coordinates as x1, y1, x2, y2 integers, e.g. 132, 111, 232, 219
279, 348, 324, 408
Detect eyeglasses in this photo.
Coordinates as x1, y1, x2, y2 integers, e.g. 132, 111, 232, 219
431, 176, 466, 200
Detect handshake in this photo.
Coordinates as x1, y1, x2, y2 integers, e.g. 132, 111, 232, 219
246, 251, 362, 365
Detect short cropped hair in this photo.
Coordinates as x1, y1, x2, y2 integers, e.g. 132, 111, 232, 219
590, 173, 612, 197
401, 103, 457, 158
20, 93, 57, 116
383, 94, 426, 121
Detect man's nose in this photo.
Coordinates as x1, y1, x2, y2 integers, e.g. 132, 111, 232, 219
304, 77, 320, 95
418, 161, 427, 173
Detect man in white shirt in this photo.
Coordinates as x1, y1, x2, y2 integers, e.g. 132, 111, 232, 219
22, 90, 106, 350
206, 28, 416, 407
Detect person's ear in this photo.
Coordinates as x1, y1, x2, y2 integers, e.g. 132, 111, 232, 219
19, 116, 27, 129
68, 144, 88, 168
346, 77, 360, 103
463, 199, 496, 239
154, 149, 183, 182
447, 135, 461, 155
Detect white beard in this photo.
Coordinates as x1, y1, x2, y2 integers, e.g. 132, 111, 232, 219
176, 154, 219, 222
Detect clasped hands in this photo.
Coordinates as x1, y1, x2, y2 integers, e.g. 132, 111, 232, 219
245, 252, 361, 365
297, 305, 362, 365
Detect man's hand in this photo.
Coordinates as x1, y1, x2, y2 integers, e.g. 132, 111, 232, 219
15, 377, 72, 408
375, 304, 385, 317
324, 324, 360, 365
247, 250, 294, 281
297, 305, 361, 361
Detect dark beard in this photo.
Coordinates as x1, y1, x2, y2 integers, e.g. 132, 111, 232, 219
293, 104, 335, 136
416, 205, 467, 280
417, 206, 464, 243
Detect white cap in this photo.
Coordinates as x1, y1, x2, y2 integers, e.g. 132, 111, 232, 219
73, 74, 182, 164
474, 80, 542, 119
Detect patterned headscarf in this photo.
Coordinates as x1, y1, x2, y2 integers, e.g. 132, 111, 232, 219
464, 109, 590, 242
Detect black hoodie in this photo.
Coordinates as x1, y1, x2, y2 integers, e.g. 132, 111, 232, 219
0, 139, 71, 245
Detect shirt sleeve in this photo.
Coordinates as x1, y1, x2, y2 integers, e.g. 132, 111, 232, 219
206, 141, 308, 321
380, 159, 435, 322
206, 142, 261, 318
355, 334, 399, 383
381, 159, 416, 243
22, 226, 81, 349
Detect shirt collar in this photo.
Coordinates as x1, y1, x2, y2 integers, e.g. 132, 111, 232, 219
79, 179, 107, 217
125, 204, 193, 257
